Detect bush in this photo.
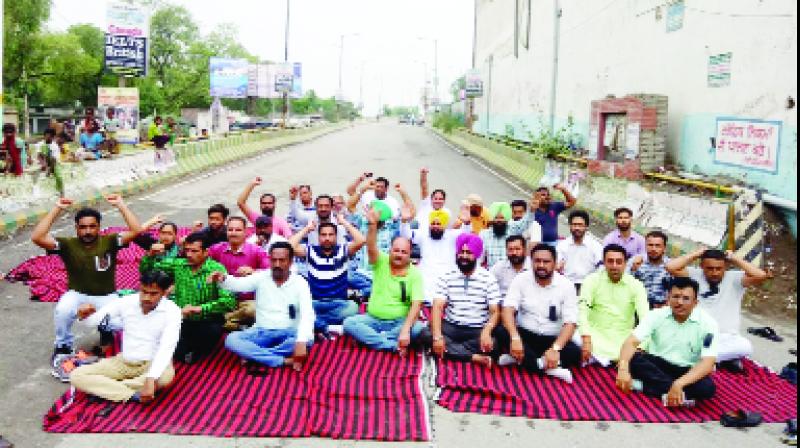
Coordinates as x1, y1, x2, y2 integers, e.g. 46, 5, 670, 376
432, 112, 464, 134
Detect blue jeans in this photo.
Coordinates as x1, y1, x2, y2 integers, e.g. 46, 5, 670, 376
343, 313, 426, 352
313, 299, 358, 330
347, 269, 372, 297
224, 327, 311, 367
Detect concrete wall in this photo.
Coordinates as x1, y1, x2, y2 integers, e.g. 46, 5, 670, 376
472, 0, 797, 233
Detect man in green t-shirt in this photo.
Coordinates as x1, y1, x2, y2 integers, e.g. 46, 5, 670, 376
343, 205, 427, 355
31, 195, 143, 372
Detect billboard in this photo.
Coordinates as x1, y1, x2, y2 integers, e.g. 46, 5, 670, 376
105, 1, 149, 77
210, 58, 250, 98
291, 62, 303, 98
274, 63, 294, 94
97, 87, 140, 145
247, 63, 274, 98
465, 69, 483, 98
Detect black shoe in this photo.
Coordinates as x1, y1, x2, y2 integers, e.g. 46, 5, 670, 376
52, 345, 72, 360
719, 359, 744, 373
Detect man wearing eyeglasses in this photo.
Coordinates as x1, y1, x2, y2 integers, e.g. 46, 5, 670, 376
666, 248, 768, 371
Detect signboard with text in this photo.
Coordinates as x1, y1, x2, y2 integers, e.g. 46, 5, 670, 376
210, 58, 249, 98
465, 69, 483, 98
274, 63, 294, 94
98, 87, 140, 144
105, 1, 149, 77
714, 117, 781, 173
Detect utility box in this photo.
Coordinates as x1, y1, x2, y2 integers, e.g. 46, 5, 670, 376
586, 94, 668, 180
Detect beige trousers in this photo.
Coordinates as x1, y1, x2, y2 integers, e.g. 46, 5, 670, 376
70, 354, 175, 402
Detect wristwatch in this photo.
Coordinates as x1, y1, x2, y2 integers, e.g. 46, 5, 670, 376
551, 343, 562, 352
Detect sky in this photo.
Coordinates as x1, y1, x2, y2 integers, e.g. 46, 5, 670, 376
48, 0, 475, 115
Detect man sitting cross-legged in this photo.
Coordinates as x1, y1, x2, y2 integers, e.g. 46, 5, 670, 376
211, 242, 314, 372
616, 277, 719, 406
421, 233, 501, 368
290, 213, 366, 337
70, 271, 181, 403
494, 244, 581, 383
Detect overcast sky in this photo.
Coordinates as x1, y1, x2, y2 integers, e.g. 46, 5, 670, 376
48, 0, 475, 115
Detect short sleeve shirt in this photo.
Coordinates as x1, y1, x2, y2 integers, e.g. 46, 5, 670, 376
534, 202, 567, 243
50, 234, 122, 296
80, 133, 104, 150
633, 306, 720, 367
505, 271, 578, 336
434, 267, 501, 328
367, 253, 424, 320
687, 267, 745, 335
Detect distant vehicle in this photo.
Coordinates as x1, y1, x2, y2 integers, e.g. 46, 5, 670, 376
416, 116, 425, 126
398, 115, 410, 124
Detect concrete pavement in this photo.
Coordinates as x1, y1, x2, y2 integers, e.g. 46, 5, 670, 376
0, 122, 795, 447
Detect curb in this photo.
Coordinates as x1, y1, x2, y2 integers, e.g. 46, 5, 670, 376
0, 125, 346, 237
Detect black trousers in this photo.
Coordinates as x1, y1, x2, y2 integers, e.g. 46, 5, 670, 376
174, 319, 224, 362
494, 326, 581, 372
420, 320, 492, 362
629, 352, 716, 400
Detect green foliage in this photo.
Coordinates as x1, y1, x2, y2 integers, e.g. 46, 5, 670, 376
433, 112, 464, 134
382, 106, 418, 117
526, 115, 582, 158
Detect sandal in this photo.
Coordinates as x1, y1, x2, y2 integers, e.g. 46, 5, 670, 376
747, 326, 784, 342
720, 409, 763, 428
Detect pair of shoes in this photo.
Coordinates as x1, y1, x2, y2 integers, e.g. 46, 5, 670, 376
747, 326, 784, 342
51, 346, 75, 382
720, 409, 763, 427
718, 359, 745, 373
780, 363, 798, 386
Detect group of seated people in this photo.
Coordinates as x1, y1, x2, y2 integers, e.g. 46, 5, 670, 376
30, 168, 769, 407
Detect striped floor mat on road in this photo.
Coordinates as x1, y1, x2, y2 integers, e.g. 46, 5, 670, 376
435, 358, 797, 423
44, 336, 430, 441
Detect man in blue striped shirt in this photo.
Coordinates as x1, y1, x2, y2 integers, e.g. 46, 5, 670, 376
290, 214, 366, 336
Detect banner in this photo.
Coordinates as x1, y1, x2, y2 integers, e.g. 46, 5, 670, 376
105, 1, 149, 77
97, 87, 140, 145
715, 118, 781, 173
291, 62, 303, 98
210, 58, 249, 98
274, 63, 294, 94
465, 69, 483, 98
247, 63, 273, 98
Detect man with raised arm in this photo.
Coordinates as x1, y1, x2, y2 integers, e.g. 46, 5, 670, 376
236, 177, 293, 238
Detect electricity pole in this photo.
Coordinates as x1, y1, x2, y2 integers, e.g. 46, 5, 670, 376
282, 0, 290, 128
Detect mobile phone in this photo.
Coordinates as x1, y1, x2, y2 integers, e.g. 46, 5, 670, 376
365, 172, 373, 178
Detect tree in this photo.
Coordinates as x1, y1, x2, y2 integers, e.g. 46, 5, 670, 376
2, 0, 52, 109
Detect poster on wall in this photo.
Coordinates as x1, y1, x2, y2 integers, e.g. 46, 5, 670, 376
97, 87, 140, 144
209, 58, 249, 98
465, 69, 483, 98
666, 0, 685, 33
625, 123, 640, 159
708, 52, 732, 87
714, 117, 781, 173
105, 1, 149, 77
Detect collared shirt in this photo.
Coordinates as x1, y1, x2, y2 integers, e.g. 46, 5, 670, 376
535, 202, 567, 243
687, 267, 745, 335
579, 271, 649, 361
478, 228, 508, 269
208, 242, 270, 273
603, 229, 646, 259
630, 257, 672, 307
306, 244, 349, 300
434, 267, 501, 328
84, 294, 181, 379
246, 233, 288, 254
351, 214, 398, 275
490, 257, 531, 298
288, 199, 317, 232
244, 210, 293, 238
139, 256, 236, 320
368, 253, 425, 320
556, 235, 604, 284
505, 271, 578, 336
222, 271, 315, 342
633, 306, 720, 367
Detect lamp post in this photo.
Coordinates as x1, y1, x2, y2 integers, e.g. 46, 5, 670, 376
415, 36, 439, 112
337, 33, 360, 120
282, 0, 290, 129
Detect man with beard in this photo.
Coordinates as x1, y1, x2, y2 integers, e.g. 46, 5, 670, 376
629, 231, 673, 308
479, 202, 513, 269
306, 195, 347, 246
141, 232, 236, 364
237, 177, 293, 238
208, 217, 270, 277
533, 184, 577, 246
192, 204, 229, 246
490, 235, 531, 298
71, 271, 181, 403
454, 194, 492, 235
578, 244, 649, 367
417, 167, 452, 231
288, 184, 316, 232
289, 215, 366, 336
666, 248, 768, 371
348, 174, 403, 219
212, 242, 314, 373
556, 210, 603, 293
422, 233, 501, 368
399, 205, 472, 304
133, 216, 180, 261
616, 277, 718, 406
494, 244, 581, 383
32, 195, 143, 374
246, 215, 289, 254
344, 206, 426, 354
603, 207, 646, 259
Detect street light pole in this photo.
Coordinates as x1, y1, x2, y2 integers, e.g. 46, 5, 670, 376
466, 0, 478, 130
282, 0, 290, 129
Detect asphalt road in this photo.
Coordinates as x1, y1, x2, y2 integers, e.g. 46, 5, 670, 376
0, 122, 795, 448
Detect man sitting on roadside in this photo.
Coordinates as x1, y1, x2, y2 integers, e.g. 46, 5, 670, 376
71, 271, 181, 403
246, 215, 289, 254
422, 233, 501, 368
533, 184, 577, 247
629, 230, 672, 309
556, 210, 603, 294
578, 244, 649, 367
490, 235, 531, 299
507, 198, 543, 245
237, 177, 293, 238
616, 277, 718, 406
666, 248, 768, 371
603, 207, 645, 259
494, 244, 581, 383
192, 204, 230, 246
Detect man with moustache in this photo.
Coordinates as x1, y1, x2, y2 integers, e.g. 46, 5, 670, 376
288, 184, 316, 232
616, 277, 719, 406
533, 184, 577, 246
556, 210, 603, 294
247, 216, 289, 254
422, 233, 501, 368
212, 242, 314, 372
494, 244, 581, 383
237, 177, 293, 238
134, 218, 181, 261
208, 217, 270, 277
629, 231, 673, 308
578, 244, 649, 367
71, 271, 181, 403
479, 202, 513, 269
507, 199, 543, 244
490, 235, 531, 298
417, 167, 452, 231
603, 207, 646, 259
348, 174, 404, 219
193, 204, 230, 246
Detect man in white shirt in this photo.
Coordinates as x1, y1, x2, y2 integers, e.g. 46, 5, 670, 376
246, 215, 289, 254
416, 167, 452, 231
666, 248, 768, 370
556, 210, 603, 293
508, 199, 543, 245
347, 174, 403, 219
211, 242, 315, 372
494, 244, 581, 383
70, 271, 182, 403
490, 235, 531, 298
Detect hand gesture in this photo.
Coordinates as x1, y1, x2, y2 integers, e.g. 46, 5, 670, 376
553, 183, 566, 191
544, 348, 560, 370
432, 337, 446, 358
630, 255, 644, 272
397, 329, 411, 357
236, 266, 254, 277
394, 183, 404, 193
192, 220, 204, 232
724, 250, 736, 261
292, 342, 308, 372
149, 243, 166, 257
56, 197, 74, 210
105, 193, 124, 207
692, 245, 708, 258
305, 219, 317, 233
366, 206, 380, 225
207, 271, 226, 284
458, 202, 471, 223
616, 369, 633, 394
144, 214, 165, 229
289, 185, 299, 200
363, 179, 377, 192
580, 336, 593, 364
77, 303, 96, 320
529, 192, 542, 210
181, 305, 203, 318
252, 176, 262, 186
479, 329, 494, 353
420, 167, 429, 176
510, 338, 524, 364
336, 213, 348, 226
666, 383, 684, 407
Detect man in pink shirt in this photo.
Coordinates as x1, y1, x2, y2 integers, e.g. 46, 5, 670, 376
237, 177, 293, 238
